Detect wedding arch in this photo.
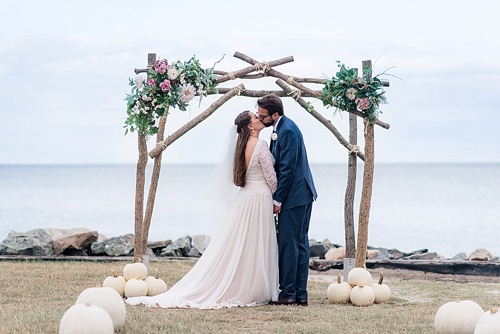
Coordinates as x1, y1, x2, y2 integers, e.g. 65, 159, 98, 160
125, 52, 391, 269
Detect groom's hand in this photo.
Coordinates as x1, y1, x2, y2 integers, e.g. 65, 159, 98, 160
273, 204, 281, 214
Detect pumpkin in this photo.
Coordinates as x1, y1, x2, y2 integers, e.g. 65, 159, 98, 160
327, 273, 352, 303
350, 285, 375, 307
123, 261, 147, 281
434, 300, 484, 334
145, 268, 168, 296
474, 307, 500, 334
371, 272, 391, 303
75, 287, 126, 333
347, 267, 372, 287
59, 302, 114, 334
124, 278, 148, 298
102, 269, 126, 297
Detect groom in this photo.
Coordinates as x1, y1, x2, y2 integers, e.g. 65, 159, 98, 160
257, 94, 317, 306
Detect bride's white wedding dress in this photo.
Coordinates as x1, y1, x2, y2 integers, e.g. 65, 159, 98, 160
126, 139, 279, 309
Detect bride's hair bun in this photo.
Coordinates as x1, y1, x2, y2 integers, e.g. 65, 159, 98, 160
234, 110, 251, 134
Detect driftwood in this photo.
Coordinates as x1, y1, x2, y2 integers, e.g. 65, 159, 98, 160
345, 113, 358, 259
309, 259, 500, 277
148, 84, 245, 159
355, 61, 376, 268
274, 79, 365, 161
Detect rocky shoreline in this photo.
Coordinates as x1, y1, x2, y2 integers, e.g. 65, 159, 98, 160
1, 228, 499, 276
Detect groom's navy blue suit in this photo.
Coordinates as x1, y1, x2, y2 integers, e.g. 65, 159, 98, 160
270, 115, 317, 302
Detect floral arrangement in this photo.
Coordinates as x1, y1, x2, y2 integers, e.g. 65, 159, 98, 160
124, 55, 218, 136
321, 61, 387, 123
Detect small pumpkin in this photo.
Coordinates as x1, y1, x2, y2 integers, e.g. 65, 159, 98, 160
123, 260, 147, 281
75, 286, 126, 333
327, 273, 352, 303
473, 307, 500, 334
102, 269, 126, 297
371, 272, 391, 303
145, 268, 168, 296
125, 278, 148, 298
59, 302, 114, 334
350, 285, 375, 307
434, 300, 483, 334
347, 267, 372, 287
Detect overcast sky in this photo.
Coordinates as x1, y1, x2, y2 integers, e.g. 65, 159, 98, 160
1, 0, 499, 165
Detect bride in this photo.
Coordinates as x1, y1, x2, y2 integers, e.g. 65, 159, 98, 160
126, 110, 279, 309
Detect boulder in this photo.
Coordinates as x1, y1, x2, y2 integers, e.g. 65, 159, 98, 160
325, 247, 346, 260
0, 229, 54, 255
90, 234, 135, 256
309, 239, 328, 259
469, 248, 493, 261
191, 234, 211, 255
45, 228, 99, 255
160, 235, 192, 257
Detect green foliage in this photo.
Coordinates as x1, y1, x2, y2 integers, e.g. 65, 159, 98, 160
124, 55, 218, 137
321, 61, 388, 123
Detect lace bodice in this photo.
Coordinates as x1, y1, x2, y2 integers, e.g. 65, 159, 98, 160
245, 139, 277, 193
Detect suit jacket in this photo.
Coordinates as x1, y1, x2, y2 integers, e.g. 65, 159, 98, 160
271, 115, 317, 210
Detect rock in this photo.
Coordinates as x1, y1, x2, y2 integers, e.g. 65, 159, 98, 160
0, 229, 54, 255
309, 240, 328, 259
451, 252, 469, 261
388, 248, 405, 260
46, 228, 99, 255
469, 248, 493, 261
366, 249, 381, 260
90, 234, 134, 256
325, 247, 345, 260
402, 252, 441, 260
147, 240, 172, 256
160, 235, 192, 257
191, 235, 211, 255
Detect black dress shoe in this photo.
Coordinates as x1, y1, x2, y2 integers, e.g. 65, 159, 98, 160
271, 298, 297, 306
296, 299, 308, 306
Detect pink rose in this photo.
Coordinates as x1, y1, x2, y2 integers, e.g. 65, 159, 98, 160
355, 97, 370, 110
154, 59, 168, 74
147, 78, 156, 87
159, 79, 171, 92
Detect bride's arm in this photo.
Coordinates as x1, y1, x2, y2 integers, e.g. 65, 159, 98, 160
258, 141, 277, 193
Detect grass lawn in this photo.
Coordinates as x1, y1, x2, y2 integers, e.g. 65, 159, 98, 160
1, 259, 499, 333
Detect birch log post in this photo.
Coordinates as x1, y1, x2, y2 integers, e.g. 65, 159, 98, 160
355, 60, 376, 268
133, 53, 156, 261
140, 106, 170, 258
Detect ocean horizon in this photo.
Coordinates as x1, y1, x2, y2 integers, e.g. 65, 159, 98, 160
1, 163, 499, 259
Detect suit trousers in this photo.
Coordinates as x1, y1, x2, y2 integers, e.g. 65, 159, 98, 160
277, 202, 312, 301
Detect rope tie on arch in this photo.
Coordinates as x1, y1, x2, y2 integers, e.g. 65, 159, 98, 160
347, 144, 360, 155
286, 76, 295, 84
287, 89, 301, 101
156, 141, 167, 150
228, 72, 236, 80
255, 61, 270, 74
233, 85, 245, 95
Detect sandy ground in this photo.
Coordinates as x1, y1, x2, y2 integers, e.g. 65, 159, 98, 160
309, 267, 500, 284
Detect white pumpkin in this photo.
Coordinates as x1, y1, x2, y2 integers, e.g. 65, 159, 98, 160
102, 269, 126, 297
434, 300, 484, 334
474, 307, 500, 334
347, 267, 372, 287
327, 273, 352, 303
123, 262, 147, 281
75, 287, 126, 333
371, 272, 391, 303
59, 302, 114, 334
145, 268, 168, 296
350, 285, 375, 307
125, 278, 148, 298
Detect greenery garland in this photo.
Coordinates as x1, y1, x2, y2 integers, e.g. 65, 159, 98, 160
125, 55, 218, 137
321, 61, 387, 123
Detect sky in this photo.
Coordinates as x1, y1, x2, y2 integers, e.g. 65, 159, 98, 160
1, 0, 499, 165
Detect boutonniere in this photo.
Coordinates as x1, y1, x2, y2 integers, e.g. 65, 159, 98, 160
271, 132, 278, 141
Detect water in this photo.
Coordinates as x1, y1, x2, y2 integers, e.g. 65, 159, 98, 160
0, 163, 499, 258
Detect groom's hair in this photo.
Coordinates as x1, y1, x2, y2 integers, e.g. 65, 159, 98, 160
257, 94, 284, 116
